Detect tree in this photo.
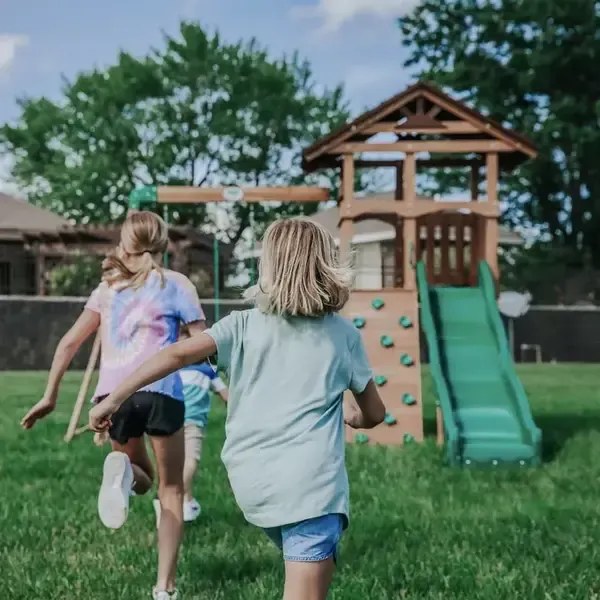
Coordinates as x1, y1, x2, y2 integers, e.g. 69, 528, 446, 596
399, 1, 600, 265
0, 23, 350, 245
48, 256, 102, 297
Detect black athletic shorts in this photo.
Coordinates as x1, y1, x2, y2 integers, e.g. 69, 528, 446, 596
96, 391, 185, 445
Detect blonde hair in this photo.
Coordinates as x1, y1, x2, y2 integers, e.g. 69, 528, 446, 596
246, 217, 353, 317
102, 211, 168, 289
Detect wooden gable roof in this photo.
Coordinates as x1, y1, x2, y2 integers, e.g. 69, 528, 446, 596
302, 82, 537, 172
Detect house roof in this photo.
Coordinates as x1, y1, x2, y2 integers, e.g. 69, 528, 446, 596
303, 81, 537, 172
0, 193, 69, 236
309, 196, 523, 246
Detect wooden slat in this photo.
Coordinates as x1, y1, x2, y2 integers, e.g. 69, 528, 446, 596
403, 153, 416, 202
426, 219, 436, 282
338, 140, 514, 154
340, 199, 499, 221
456, 217, 465, 281
394, 216, 403, 288
339, 155, 354, 263
157, 186, 330, 204
420, 88, 536, 158
470, 163, 479, 201
440, 221, 451, 282
469, 216, 480, 285
403, 217, 417, 290
355, 157, 483, 169
485, 217, 499, 279
363, 121, 480, 135
486, 152, 499, 203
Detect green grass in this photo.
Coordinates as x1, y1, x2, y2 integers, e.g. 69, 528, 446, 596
2, 366, 600, 599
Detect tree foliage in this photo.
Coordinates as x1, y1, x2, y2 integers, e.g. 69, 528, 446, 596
47, 256, 102, 297
399, 0, 600, 265
0, 23, 350, 244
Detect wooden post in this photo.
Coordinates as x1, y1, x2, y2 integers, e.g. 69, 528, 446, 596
64, 332, 101, 443
486, 152, 498, 203
402, 153, 417, 289
485, 152, 499, 278
339, 154, 354, 265
402, 153, 416, 203
394, 163, 404, 287
470, 163, 479, 201
436, 405, 444, 446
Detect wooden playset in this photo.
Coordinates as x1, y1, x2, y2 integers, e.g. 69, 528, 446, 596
67, 82, 543, 466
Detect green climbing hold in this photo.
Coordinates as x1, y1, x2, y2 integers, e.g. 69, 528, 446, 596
403, 433, 415, 444
399, 316, 413, 329
353, 317, 366, 329
371, 298, 385, 310
400, 353, 414, 367
355, 433, 369, 445
374, 375, 388, 387
384, 413, 397, 426
380, 335, 394, 348
402, 393, 417, 406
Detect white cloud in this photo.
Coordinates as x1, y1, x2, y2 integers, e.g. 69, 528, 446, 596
292, 0, 420, 32
0, 34, 28, 74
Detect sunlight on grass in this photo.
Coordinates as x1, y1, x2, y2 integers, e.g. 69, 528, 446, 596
2, 366, 600, 598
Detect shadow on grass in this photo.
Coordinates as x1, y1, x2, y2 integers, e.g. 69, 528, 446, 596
536, 412, 600, 461
425, 410, 600, 463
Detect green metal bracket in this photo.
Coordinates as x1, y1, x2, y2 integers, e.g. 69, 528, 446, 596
353, 317, 366, 329
399, 316, 413, 329
374, 375, 388, 387
128, 185, 158, 210
371, 298, 385, 310
402, 393, 417, 406
355, 433, 369, 445
384, 413, 397, 426
400, 354, 414, 367
380, 335, 394, 348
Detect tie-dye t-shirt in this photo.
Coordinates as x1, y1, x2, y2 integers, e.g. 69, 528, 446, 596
85, 269, 205, 401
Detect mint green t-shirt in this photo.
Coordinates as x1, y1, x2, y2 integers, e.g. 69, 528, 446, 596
205, 308, 373, 529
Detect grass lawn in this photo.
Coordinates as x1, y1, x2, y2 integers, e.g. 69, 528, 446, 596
2, 366, 600, 599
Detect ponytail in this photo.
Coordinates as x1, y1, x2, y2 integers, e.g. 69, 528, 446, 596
102, 250, 165, 290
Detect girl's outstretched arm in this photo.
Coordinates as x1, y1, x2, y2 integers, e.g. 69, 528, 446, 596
21, 309, 100, 430
89, 332, 217, 432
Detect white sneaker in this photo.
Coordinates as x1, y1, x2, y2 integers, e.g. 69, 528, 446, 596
153, 498, 161, 530
152, 588, 178, 599
184, 498, 201, 522
98, 452, 134, 529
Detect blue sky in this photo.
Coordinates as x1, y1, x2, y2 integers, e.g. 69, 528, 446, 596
0, 0, 417, 122
0, 0, 420, 192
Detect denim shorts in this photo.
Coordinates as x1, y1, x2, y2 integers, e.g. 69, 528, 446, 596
263, 513, 344, 562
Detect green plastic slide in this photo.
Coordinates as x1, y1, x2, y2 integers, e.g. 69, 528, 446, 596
417, 261, 542, 466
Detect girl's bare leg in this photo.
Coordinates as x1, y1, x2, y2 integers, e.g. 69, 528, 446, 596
150, 428, 185, 592
111, 437, 154, 494
183, 455, 198, 503
283, 559, 335, 600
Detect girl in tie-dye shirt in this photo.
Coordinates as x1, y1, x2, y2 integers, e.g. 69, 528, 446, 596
21, 211, 205, 600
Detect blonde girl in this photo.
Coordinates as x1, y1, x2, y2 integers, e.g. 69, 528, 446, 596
22, 211, 206, 600
89, 217, 385, 600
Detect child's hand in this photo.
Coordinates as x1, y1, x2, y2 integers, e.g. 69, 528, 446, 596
21, 395, 57, 430
344, 405, 365, 430
88, 400, 117, 433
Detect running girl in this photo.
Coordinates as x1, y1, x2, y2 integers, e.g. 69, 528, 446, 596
89, 217, 385, 600
22, 211, 205, 600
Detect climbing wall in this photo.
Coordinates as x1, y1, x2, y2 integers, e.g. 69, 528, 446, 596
343, 289, 423, 445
